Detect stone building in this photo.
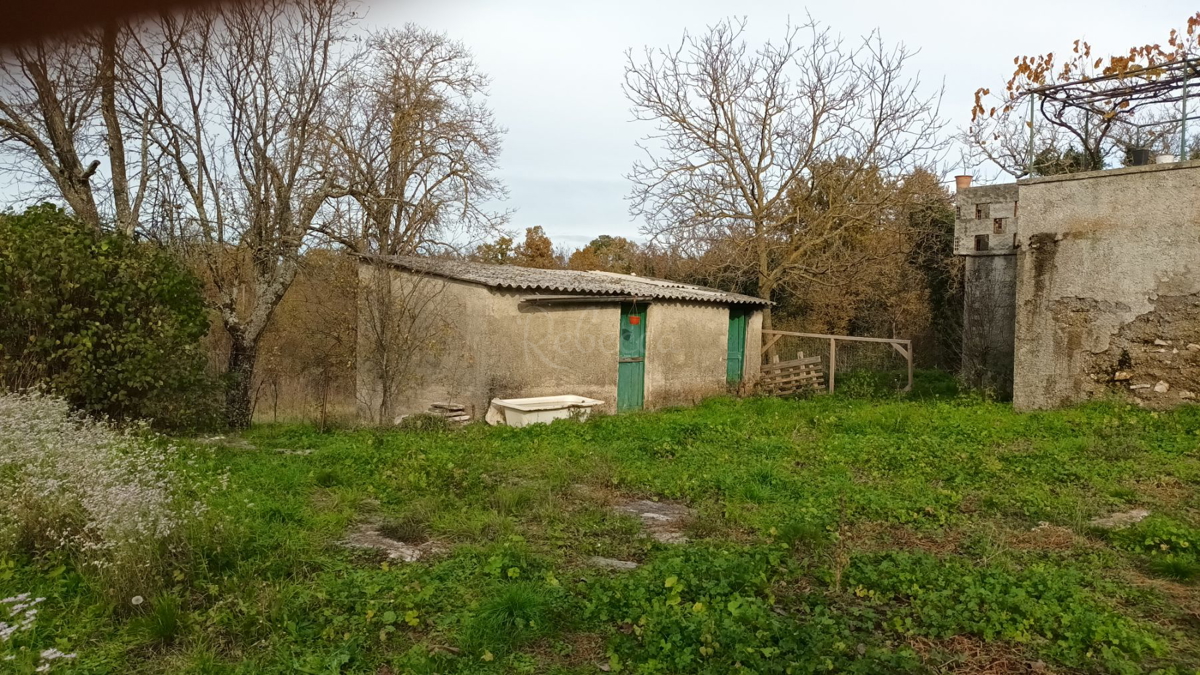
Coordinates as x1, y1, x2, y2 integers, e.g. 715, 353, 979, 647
356, 255, 768, 423
956, 161, 1200, 410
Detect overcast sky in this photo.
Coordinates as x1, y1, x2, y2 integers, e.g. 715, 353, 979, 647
373, 0, 1188, 248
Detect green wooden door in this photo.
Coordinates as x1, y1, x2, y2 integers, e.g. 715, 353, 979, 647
617, 303, 646, 411
726, 308, 749, 384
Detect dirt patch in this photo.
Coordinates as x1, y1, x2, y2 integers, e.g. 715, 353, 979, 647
611, 498, 694, 544
531, 632, 607, 670
845, 523, 965, 556
909, 635, 1038, 674
1130, 477, 1195, 509
848, 521, 1092, 557
1007, 523, 1084, 552
586, 556, 639, 571
341, 523, 446, 562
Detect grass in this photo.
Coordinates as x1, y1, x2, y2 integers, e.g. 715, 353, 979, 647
2, 371, 1199, 673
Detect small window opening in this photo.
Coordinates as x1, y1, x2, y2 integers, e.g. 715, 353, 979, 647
974, 204, 983, 219
974, 234, 989, 252
993, 218, 1005, 234
955, 205, 962, 218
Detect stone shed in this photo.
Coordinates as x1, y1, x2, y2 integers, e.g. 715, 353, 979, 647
356, 255, 769, 423
956, 160, 1200, 410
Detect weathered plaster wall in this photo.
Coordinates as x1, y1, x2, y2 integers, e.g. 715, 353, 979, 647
954, 183, 1019, 256
485, 290, 621, 411
358, 264, 763, 422
644, 302, 728, 407
1013, 161, 1200, 410
962, 255, 1017, 397
356, 266, 492, 423
744, 310, 764, 388
956, 183, 1019, 396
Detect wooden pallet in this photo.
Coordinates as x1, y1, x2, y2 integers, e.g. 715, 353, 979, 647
759, 353, 824, 396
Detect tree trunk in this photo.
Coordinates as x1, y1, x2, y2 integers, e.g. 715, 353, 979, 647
759, 273, 777, 359
225, 336, 258, 430
100, 23, 134, 236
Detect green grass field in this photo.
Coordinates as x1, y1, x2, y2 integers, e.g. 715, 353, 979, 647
4, 374, 1200, 674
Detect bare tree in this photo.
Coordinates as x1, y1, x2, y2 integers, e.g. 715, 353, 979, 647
131, 0, 354, 428
0, 25, 151, 234
625, 18, 944, 331
357, 265, 450, 423
322, 24, 507, 255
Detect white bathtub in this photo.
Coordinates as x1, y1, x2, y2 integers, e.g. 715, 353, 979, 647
486, 395, 604, 428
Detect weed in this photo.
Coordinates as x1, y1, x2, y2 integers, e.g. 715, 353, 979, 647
312, 469, 341, 488
377, 516, 428, 544
396, 414, 451, 432
133, 594, 184, 646
1147, 556, 1200, 583
774, 519, 830, 552
490, 485, 538, 516
462, 582, 561, 655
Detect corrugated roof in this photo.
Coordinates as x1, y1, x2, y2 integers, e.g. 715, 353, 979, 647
362, 254, 770, 306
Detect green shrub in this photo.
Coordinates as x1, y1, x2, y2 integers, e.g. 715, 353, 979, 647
0, 204, 219, 430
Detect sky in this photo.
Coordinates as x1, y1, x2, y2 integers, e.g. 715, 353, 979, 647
368, 0, 1198, 249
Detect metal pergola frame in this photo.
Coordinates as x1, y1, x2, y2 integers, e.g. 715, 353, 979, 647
1018, 57, 1200, 173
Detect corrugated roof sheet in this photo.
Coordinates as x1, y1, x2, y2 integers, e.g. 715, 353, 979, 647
363, 254, 770, 306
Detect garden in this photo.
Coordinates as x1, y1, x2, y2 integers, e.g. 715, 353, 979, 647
1, 375, 1198, 674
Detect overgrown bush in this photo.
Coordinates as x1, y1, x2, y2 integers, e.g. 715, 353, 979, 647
0, 391, 207, 602
0, 205, 220, 430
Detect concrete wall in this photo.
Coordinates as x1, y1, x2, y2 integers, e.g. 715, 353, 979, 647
356, 266, 492, 423
744, 311, 763, 388
962, 255, 1017, 397
1013, 161, 1200, 410
956, 183, 1019, 397
644, 302, 728, 407
485, 289, 621, 409
357, 264, 764, 422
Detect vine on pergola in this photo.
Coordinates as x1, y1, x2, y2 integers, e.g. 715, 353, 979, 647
969, 13, 1200, 177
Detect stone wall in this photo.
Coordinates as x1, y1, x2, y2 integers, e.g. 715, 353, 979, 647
956, 183, 1019, 396
1013, 161, 1200, 410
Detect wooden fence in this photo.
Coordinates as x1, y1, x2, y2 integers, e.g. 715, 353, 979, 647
759, 353, 825, 396
761, 330, 913, 394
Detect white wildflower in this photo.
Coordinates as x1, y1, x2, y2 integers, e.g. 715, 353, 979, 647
0, 593, 42, 642
39, 648, 76, 661
130, 596, 144, 606
0, 391, 204, 585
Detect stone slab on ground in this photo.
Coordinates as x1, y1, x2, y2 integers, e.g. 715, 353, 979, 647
342, 524, 445, 562
1089, 508, 1151, 531
192, 435, 256, 451
612, 498, 693, 544
586, 556, 640, 571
